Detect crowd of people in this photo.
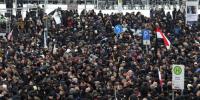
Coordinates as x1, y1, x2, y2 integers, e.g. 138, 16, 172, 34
0, 6, 199, 100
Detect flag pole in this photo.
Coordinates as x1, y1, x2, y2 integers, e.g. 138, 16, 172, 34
146, 45, 148, 54
181, 89, 183, 95
97, 0, 99, 9
158, 68, 163, 92
154, 25, 158, 64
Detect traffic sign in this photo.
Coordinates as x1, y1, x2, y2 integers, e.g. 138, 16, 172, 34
143, 30, 150, 45
172, 65, 185, 90
114, 25, 123, 36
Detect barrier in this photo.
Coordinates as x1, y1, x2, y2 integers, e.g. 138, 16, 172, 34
0, 4, 200, 18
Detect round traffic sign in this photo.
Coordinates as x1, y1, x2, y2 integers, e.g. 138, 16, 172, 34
173, 66, 182, 75
114, 25, 123, 36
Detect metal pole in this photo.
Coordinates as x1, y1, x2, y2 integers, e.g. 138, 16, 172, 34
44, 1, 47, 31
185, 1, 187, 25
146, 45, 148, 54
27, 0, 29, 11
44, 0, 48, 19
97, 0, 99, 9
131, 0, 133, 9
172, 90, 174, 100
84, 0, 86, 15
115, 87, 117, 100
44, 0, 48, 48
181, 89, 183, 95
36, 0, 39, 17
9, 16, 11, 33
14, 0, 17, 16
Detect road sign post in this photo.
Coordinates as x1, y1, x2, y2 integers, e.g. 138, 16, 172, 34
143, 30, 150, 45
172, 65, 185, 90
172, 64, 185, 100
143, 30, 150, 53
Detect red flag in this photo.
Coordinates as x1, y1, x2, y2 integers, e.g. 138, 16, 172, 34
7, 30, 13, 41
156, 28, 171, 49
158, 68, 163, 89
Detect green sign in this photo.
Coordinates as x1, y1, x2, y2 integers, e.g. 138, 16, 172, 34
173, 66, 182, 75
172, 64, 185, 90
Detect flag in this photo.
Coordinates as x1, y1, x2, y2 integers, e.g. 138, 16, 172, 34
53, 44, 57, 54
7, 30, 13, 41
44, 30, 48, 48
158, 68, 163, 90
156, 28, 171, 49
53, 11, 61, 24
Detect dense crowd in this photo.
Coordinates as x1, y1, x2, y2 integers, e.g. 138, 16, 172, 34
0, 7, 199, 100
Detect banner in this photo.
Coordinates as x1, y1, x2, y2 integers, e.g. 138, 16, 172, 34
185, 0, 199, 25
172, 65, 185, 90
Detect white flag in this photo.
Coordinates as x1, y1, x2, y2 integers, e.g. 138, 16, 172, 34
53, 44, 57, 54
53, 11, 61, 24
158, 68, 163, 89
7, 30, 13, 41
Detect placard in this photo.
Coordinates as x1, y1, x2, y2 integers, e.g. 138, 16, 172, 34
185, 0, 199, 25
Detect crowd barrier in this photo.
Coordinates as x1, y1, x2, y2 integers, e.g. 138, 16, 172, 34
0, 4, 199, 19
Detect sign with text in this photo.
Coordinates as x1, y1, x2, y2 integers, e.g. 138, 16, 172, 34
172, 65, 185, 90
186, 0, 199, 25
143, 30, 150, 45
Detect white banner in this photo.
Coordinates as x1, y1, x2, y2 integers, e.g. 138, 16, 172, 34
186, 1, 199, 23
172, 65, 185, 90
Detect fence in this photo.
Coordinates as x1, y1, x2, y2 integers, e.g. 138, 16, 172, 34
95, 0, 186, 10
